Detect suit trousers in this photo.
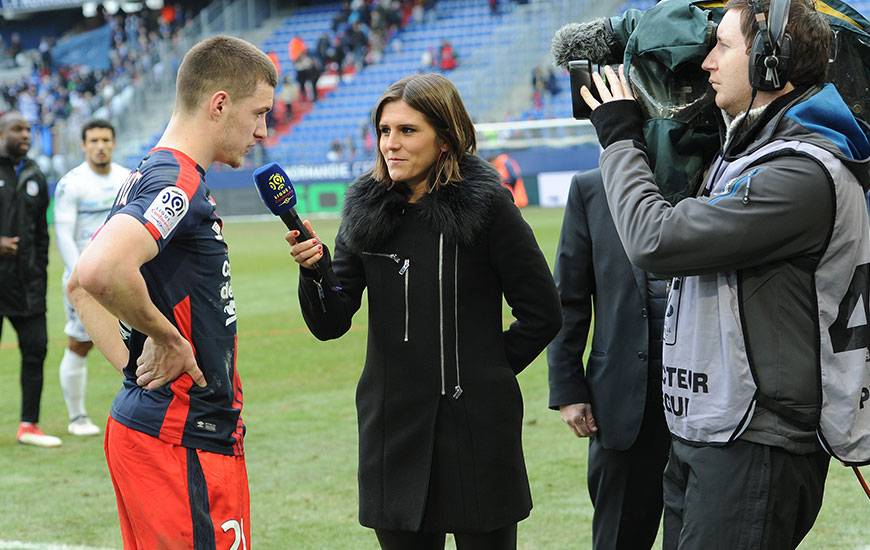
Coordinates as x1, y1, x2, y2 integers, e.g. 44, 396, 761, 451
374, 523, 517, 550
1, 314, 48, 423
588, 372, 670, 550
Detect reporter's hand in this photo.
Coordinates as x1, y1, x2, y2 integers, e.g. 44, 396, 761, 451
560, 402, 598, 438
0, 236, 19, 256
135, 334, 206, 390
579, 64, 635, 113
284, 219, 323, 270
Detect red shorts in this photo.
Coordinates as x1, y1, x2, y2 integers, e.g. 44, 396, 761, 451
104, 417, 251, 549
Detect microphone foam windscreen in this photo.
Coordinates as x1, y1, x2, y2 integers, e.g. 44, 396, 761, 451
552, 19, 614, 68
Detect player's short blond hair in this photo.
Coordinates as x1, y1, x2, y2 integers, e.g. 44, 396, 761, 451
176, 35, 278, 113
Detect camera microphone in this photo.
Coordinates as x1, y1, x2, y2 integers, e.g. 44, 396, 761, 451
252, 162, 341, 290
552, 18, 617, 68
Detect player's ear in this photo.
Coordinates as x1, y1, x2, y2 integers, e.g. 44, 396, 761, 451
208, 91, 230, 121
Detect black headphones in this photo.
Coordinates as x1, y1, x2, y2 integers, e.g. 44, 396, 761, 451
748, 0, 793, 91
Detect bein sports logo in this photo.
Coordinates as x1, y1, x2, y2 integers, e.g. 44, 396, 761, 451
144, 186, 190, 238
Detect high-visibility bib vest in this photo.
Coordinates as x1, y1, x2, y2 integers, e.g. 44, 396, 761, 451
663, 138, 870, 466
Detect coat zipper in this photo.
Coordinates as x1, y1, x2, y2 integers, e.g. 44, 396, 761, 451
362, 251, 410, 341
438, 234, 445, 396
312, 278, 326, 312
399, 258, 410, 342
453, 243, 462, 400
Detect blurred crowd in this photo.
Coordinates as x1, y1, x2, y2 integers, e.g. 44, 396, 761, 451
0, 4, 197, 180
274, 0, 436, 112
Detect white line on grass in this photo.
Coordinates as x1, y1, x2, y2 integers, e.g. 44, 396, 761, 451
0, 541, 116, 550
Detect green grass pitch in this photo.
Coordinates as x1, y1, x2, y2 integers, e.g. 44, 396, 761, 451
0, 207, 866, 548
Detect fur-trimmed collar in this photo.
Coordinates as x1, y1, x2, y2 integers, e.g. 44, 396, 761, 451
340, 154, 504, 252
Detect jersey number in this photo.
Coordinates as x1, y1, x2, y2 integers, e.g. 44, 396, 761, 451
221, 519, 247, 550
830, 263, 870, 353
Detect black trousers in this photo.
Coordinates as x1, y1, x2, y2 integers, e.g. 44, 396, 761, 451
663, 438, 830, 550
1, 314, 48, 423
587, 371, 671, 550
375, 523, 517, 550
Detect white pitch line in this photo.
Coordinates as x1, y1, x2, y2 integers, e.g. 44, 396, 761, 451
0, 541, 116, 550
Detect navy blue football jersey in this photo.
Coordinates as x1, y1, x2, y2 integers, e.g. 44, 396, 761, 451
106, 147, 244, 456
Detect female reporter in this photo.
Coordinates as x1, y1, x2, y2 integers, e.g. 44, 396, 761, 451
287, 73, 561, 549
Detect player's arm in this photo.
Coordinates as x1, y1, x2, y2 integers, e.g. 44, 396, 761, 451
53, 177, 81, 270
66, 265, 128, 371
68, 213, 205, 388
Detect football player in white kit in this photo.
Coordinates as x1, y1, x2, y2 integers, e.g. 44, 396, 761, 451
53, 120, 130, 436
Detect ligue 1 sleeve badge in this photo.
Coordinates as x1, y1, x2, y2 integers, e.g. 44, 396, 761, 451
144, 186, 190, 238
26, 180, 39, 196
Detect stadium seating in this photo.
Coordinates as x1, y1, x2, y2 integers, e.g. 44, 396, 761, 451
263, 0, 529, 165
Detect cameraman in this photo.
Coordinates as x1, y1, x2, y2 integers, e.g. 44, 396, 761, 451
581, 0, 870, 547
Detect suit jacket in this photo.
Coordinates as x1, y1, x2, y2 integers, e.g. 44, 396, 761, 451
547, 169, 653, 451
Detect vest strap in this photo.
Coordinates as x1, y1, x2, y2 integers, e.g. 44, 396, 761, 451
755, 392, 818, 432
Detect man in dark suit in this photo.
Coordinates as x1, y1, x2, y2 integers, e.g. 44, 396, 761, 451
548, 168, 670, 549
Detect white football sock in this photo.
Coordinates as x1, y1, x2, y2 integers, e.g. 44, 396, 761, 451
59, 348, 88, 420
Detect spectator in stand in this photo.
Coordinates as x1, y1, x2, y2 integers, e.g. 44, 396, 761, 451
159, 3, 177, 27
411, 0, 425, 23
316, 32, 332, 66
384, 0, 403, 29
531, 66, 546, 110
294, 50, 320, 102
289, 35, 306, 63
344, 21, 369, 69
333, 1, 352, 32
8, 33, 22, 65
366, 31, 386, 65
489, 0, 499, 15
361, 122, 374, 155
279, 76, 299, 124
38, 37, 53, 72
438, 40, 458, 72
331, 35, 348, 76
347, 0, 371, 27
544, 67, 561, 97
267, 50, 281, 77
424, 0, 438, 23
419, 47, 434, 73
345, 135, 357, 161
327, 139, 344, 162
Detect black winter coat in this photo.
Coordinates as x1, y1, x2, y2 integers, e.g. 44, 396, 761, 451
298, 154, 562, 532
0, 156, 48, 316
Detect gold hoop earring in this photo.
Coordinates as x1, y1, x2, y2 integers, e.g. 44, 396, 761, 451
429, 151, 448, 193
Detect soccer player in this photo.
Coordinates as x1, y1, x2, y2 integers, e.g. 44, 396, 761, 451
67, 36, 276, 548
53, 119, 130, 436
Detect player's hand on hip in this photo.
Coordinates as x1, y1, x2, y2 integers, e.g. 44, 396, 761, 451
285, 219, 323, 270
0, 236, 19, 256
580, 64, 636, 113
559, 402, 598, 438
135, 334, 206, 390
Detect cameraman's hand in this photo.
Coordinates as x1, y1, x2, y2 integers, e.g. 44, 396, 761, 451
580, 64, 635, 112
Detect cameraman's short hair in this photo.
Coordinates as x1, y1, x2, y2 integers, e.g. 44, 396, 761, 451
725, 0, 831, 87
81, 119, 115, 142
176, 35, 278, 113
